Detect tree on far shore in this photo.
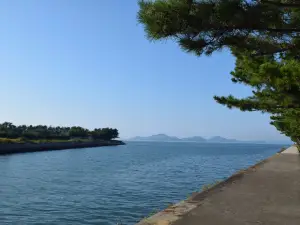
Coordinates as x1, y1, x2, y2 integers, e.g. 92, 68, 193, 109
0, 122, 119, 141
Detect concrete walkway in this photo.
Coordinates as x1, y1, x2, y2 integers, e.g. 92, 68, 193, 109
137, 151, 300, 225
282, 145, 299, 154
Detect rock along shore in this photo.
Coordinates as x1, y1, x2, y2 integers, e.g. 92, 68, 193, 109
0, 140, 125, 155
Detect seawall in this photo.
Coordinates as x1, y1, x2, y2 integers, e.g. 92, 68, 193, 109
136, 146, 300, 225
0, 140, 125, 155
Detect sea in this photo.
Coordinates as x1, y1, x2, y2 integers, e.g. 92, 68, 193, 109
0, 141, 283, 225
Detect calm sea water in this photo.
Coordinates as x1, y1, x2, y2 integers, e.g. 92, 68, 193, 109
0, 142, 282, 225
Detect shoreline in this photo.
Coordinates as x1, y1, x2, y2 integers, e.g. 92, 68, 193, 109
0, 140, 125, 155
136, 146, 299, 225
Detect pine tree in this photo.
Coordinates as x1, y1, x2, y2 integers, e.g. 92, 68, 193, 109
213, 50, 300, 148
214, 49, 300, 112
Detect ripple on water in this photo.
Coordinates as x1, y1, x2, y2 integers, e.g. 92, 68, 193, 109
0, 142, 280, 225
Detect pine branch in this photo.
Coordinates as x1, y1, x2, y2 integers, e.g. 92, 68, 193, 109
201, 26, 300, 33
252, 45, 296, 56
261, 0, 300, 8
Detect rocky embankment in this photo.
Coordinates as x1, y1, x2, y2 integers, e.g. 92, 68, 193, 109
0, 140, 125, 155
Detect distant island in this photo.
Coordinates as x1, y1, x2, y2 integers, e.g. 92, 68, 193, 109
128, 134, 267, 144
0, 122, 124, 155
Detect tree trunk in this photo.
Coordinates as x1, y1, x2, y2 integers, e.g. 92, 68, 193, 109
295, 138, 300, 152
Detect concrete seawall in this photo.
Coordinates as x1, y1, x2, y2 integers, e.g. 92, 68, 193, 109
0, 140, 125, 155
137, 146, 300, 225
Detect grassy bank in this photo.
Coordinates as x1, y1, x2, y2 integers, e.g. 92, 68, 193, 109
0, 137, 92, 144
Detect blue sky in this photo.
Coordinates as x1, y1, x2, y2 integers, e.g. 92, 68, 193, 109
0, 0, 290, 142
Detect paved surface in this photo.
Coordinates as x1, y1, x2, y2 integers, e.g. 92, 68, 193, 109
137, 153, 300, 225
174, 154, 300, 225
282, 145, 299, 154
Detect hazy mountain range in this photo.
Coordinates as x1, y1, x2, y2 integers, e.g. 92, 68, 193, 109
127, 134, 267, 143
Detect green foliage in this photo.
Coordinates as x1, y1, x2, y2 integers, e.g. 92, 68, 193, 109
69, 126, 89, 138
91, 128, 119, 140
0, 122, 119, 142
214, 53, 300, 111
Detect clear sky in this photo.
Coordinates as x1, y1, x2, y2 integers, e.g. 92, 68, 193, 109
0, 0, 290, 142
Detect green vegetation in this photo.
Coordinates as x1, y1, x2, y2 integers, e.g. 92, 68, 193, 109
138, 0, 300, 150
0, 137, 92, 144
0, 122, 119, 143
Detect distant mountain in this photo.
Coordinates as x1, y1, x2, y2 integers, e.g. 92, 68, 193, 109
208, 136, 238, 143
128, 134, 181, 142
128, 134, 237, 143
128, 134, 271, 144
181, 136, 206, 142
